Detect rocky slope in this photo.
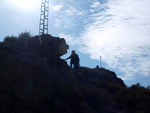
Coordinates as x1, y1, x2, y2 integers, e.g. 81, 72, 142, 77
0, 34, 149, 113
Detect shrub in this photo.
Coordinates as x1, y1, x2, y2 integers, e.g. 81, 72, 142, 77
18, 32, 32, 40
4, 36, 17, 43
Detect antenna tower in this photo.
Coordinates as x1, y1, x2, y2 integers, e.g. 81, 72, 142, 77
100, 56, 102, 68
39, 0, 49, 35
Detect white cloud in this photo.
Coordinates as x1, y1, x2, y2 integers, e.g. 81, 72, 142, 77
54, 18, 70, 29
59, 33, 80, 46
91, 1, 101, 8
90, 1, 107, 13
52, 5, 63, 11
51, 5, 86, 29
54, 18, 63, 28
65, 6, 85, 16
79, 0, 150, 80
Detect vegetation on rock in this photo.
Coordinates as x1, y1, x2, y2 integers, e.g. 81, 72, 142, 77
0, 33, 150, 113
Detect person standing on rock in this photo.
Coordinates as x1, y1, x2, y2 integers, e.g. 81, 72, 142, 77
65, 50, 80, 70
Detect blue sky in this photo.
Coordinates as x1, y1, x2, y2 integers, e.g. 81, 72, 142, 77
0, 0, 150, 87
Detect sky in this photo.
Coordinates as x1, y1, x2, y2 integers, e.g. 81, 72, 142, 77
0, 0, 150, 87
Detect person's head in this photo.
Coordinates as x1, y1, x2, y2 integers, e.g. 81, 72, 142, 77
71, 50, 76, 54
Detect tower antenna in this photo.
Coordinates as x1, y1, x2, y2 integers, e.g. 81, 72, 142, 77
39, 0, 49, 35
100, 56, 102, 68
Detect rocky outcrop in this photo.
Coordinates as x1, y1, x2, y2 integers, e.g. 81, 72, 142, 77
0, 34, 127, 113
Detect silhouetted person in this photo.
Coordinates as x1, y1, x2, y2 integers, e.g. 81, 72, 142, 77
65, 50, 80, 70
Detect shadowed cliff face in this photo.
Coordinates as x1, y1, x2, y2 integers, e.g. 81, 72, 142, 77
2, 34, 69, 59
1, 34, 149, 113
0, 34, 75, 113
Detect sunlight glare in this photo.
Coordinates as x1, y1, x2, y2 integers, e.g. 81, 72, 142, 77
12, 0, 40, 12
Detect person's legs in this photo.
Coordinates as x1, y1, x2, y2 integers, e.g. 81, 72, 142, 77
74, 63, 79, 71
70, 61, 72, 68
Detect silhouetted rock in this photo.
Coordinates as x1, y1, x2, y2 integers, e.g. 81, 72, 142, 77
0, 34, 149, 113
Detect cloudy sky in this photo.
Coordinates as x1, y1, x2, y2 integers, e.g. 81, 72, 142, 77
0, 0, 150, 87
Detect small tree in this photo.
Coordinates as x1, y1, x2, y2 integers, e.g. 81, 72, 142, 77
18, 32, 32, 40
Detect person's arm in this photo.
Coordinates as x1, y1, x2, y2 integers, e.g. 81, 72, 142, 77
65, 55, 71, 60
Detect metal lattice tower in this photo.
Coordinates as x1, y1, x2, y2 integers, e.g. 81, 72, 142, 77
39, 0, 49, 35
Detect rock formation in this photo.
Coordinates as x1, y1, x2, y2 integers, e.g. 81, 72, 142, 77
1, 34, 148, 113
